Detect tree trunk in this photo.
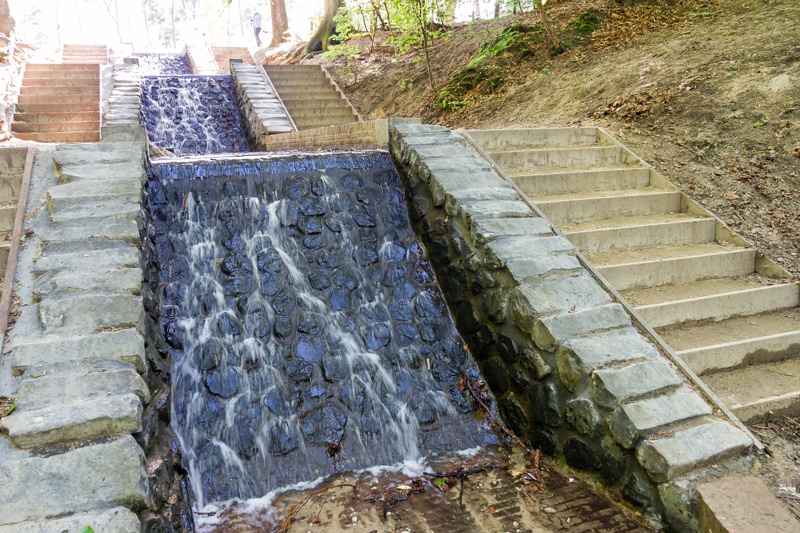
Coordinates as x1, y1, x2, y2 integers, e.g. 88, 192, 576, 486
538, 2, 560, 51
305, 0, 343, 54
269, 0, 288, 47
473, 0, 480, 19
0, 0, 14, 36
494, 0, 500, 18
171, 0, 176, 49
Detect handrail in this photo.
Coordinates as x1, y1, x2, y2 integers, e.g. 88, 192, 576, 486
457, 128, 765, 451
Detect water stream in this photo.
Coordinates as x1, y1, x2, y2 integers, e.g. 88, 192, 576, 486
134, 52, 193, 75
145, 153, 494, 508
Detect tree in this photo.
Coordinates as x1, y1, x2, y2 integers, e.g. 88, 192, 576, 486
0, 0, 14, 37
306, 0, 343, 53
269, 0, 288, 48
473, 0, 480, 19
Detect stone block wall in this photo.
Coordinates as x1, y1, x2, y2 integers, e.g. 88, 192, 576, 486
389, 123, 753, 530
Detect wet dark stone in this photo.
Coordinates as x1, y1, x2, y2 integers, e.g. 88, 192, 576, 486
483, 357, 510, 394
274, 316, 294, 339
415, 292, 442, 317
330, 289, 356, 312
163, 319, 183, 350
409, 197, 428, 220
300, 404, 347, 444
284, 177, 310, 199
352, 205, 376, 227
482, 288, 509, 324
298, 215, 324, 234
497, 334, 519, 364
303, 234, 327, 250
382, 262, 405, 287
456, 301, 481, 335
394, 323, 419, 348
599, 437, 628, 484
472, 269, 497, 295
354, 245, 379, 266
414, 260, 435, 285
497, 394, 529, 437
299, 196, 324, 216
267, 421, 298, 455
223, 276, 253, 299
532, 427, 558, 455
364, 324, 391, 350
307, 268, 331, 290
205, 367, 239, 398
528, 380, 563, 427
257, 249, 282, 273
331, 267, 359, 291
298, 315, 326, 335
418, 319, 442, 342
244, 311, 271, 343
563, 437, 599, 471
217, 312, 241, 337
285, 359, 314, 383
382, 243, 406, 262
321, 356, 348, 382
263, 387, 289, 416
319, 249, 343, 269
623, 470, 659, 512
271, 289, 296, 316
388, 299, 414, 322
510, 369, 531, 394
296, 335, 325, 363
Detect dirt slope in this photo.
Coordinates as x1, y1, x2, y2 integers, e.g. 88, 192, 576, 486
317, 0, 800, 277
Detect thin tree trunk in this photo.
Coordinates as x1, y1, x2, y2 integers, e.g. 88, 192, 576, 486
473, 0, 480, 19
538, 2, 560, 50
141, 0, 150, 42
269, 0, 289, 48
494, 0, 500, 18
171, 0, 176, 49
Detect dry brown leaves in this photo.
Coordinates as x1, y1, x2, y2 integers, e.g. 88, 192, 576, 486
592, 84, 679, 120
589, 0, 701, 50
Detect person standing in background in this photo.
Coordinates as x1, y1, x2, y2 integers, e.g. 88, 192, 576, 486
252, 9, 263, 47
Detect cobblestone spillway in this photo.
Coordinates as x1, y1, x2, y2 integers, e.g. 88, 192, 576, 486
141, 75, 250, 156
144, 152, 494, 507
134, 52, 193, 75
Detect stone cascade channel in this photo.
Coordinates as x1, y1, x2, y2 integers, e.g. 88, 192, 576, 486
134, 52, 193, 75
145, 153, 494, 507
141, 75, 250, 156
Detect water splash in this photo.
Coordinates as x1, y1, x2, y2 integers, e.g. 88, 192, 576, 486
141, 75, 250, 156
134, 52, 192, 75
144, 152, 493, 507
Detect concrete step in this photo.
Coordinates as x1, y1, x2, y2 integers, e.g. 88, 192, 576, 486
24, 63, 98, 71
704, 358, 800, 423
660, 310, 800, 375
562, 213, 716, 254
468, 127, 599, 150
24, 70, 100, 80
281, 93, 346, 104
286, 107, 357, 120
0, 205, 15, 232
534, 187, 681, 225
19, 85, 99, 95
296, 117, 359, 130
281, 97, 350, 109
270, 78, 334, 89
21, 77, 99, 87
13, 131, 100, 142
488, 145, 623, 171
12, 121, 99, 133
13, 111, 99, 123
266, 72, 328, 82
0, 392, 142, 448
0, 436, 146, 526
589, 243, 756, 291
15, 102, 98, 113
630, 278, 799, 328
512, 166, 651, 196
17, 93, 98, 104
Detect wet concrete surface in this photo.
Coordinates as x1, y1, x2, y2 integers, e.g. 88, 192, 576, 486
199, 446, 650, 533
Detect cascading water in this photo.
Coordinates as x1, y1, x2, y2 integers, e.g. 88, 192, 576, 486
144, 152, 495, 509
141, 76, 250, 156
135, 52, 193, 75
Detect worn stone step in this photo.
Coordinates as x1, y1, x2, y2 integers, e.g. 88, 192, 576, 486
10, 329, 146, 375
23, 69, 100, 79
468, 127, 599, 150
281, 93, 346, 104
41, 217, 140, 245
54, 143, 142, 166
17, 93, 98, 105
13, 131, 100, 143
35, 265, 142, 298
271, 80, 336, 91
55, 161, 144, 183
13, 120, 99, 133
287, 107, 358, 119
13, 111, 99, 123
512, 165, 651, 196
24, 63, 99, 71
589, 243, 756, 291
487, 145, 623, 171
15, 102, 98, 113
0, 506, 140, 533
19, 85, 100, 95
703, 358, 800, 423
0, 205, 15, 232
535, 187, 681, 226
50, 201, 141, 223
16, 359, 148, 409
21, 77, 99, 87
296, 117, 359, 130
38, 293, 143, 335
48, 178, 141, 209
0, 436, 147, 525
563, 213, 716, 254
631, 279, 799, 328
0, 392, 142, 448
660, 311, 800, 375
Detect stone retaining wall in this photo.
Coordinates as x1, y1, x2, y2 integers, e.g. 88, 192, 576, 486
260, 118, 419, 152
389, 123, 754, 530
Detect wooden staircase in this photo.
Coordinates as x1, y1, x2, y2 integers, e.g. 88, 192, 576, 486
61, 44, 108, 64
210, 46, 254, 74
12, 64, 101, 143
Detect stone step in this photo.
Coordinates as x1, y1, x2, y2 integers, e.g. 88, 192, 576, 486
53, 143, 142, 166
24, 70, 100, 79
12, 121, 99, 133
488, 145, 623, 171
19, 85, 99, 95
589, 243, 756, 291
24, 63, 99, 71
630, 278, 799, 328
10, 328, 145, 375
563, 213, 716, 254
660, 311, 800, 375
13, 111, 100, 123
0, 392, 142, 448
21, 77, 99, 87
0, 205, 15, 232
13, 131, 101, 143
0, 242, 9, 270
40, 217, 140, 246
286, 107, 357, 120
512, 166, 651, 196
15, 102, 98, 113
281, 97, 350, 109
35, 264, 142, 298
0, 506, 140, 533
296, 117, 359, 130
55, 162, 144, 183
15, 359, 148, 409
49, 201, 141, 223
17, 93, 98, 104
467, 127, 599, 150
37, 293, 143, 335
534, 187, 682, 226
270, 79, 336, 90
266, 72, 329, 83
0, 435, 147, 525
281, 93, 346, 104
48, 178, 141, 209
703, 358, 800, 423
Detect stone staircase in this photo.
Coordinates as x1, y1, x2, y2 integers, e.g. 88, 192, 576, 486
61, 44, 108, 64
210, 45, 254, 74
105, 63, 140, 127
262, 65, 361, 131
12, 63, 101, 143
466, 128, 800, 425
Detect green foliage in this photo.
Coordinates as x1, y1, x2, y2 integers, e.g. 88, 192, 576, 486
322, 7, 361, 83
572, 13, 600, 35
81, 527, 95, 533
696, 11, 715, 20
400, 78, 414, 91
